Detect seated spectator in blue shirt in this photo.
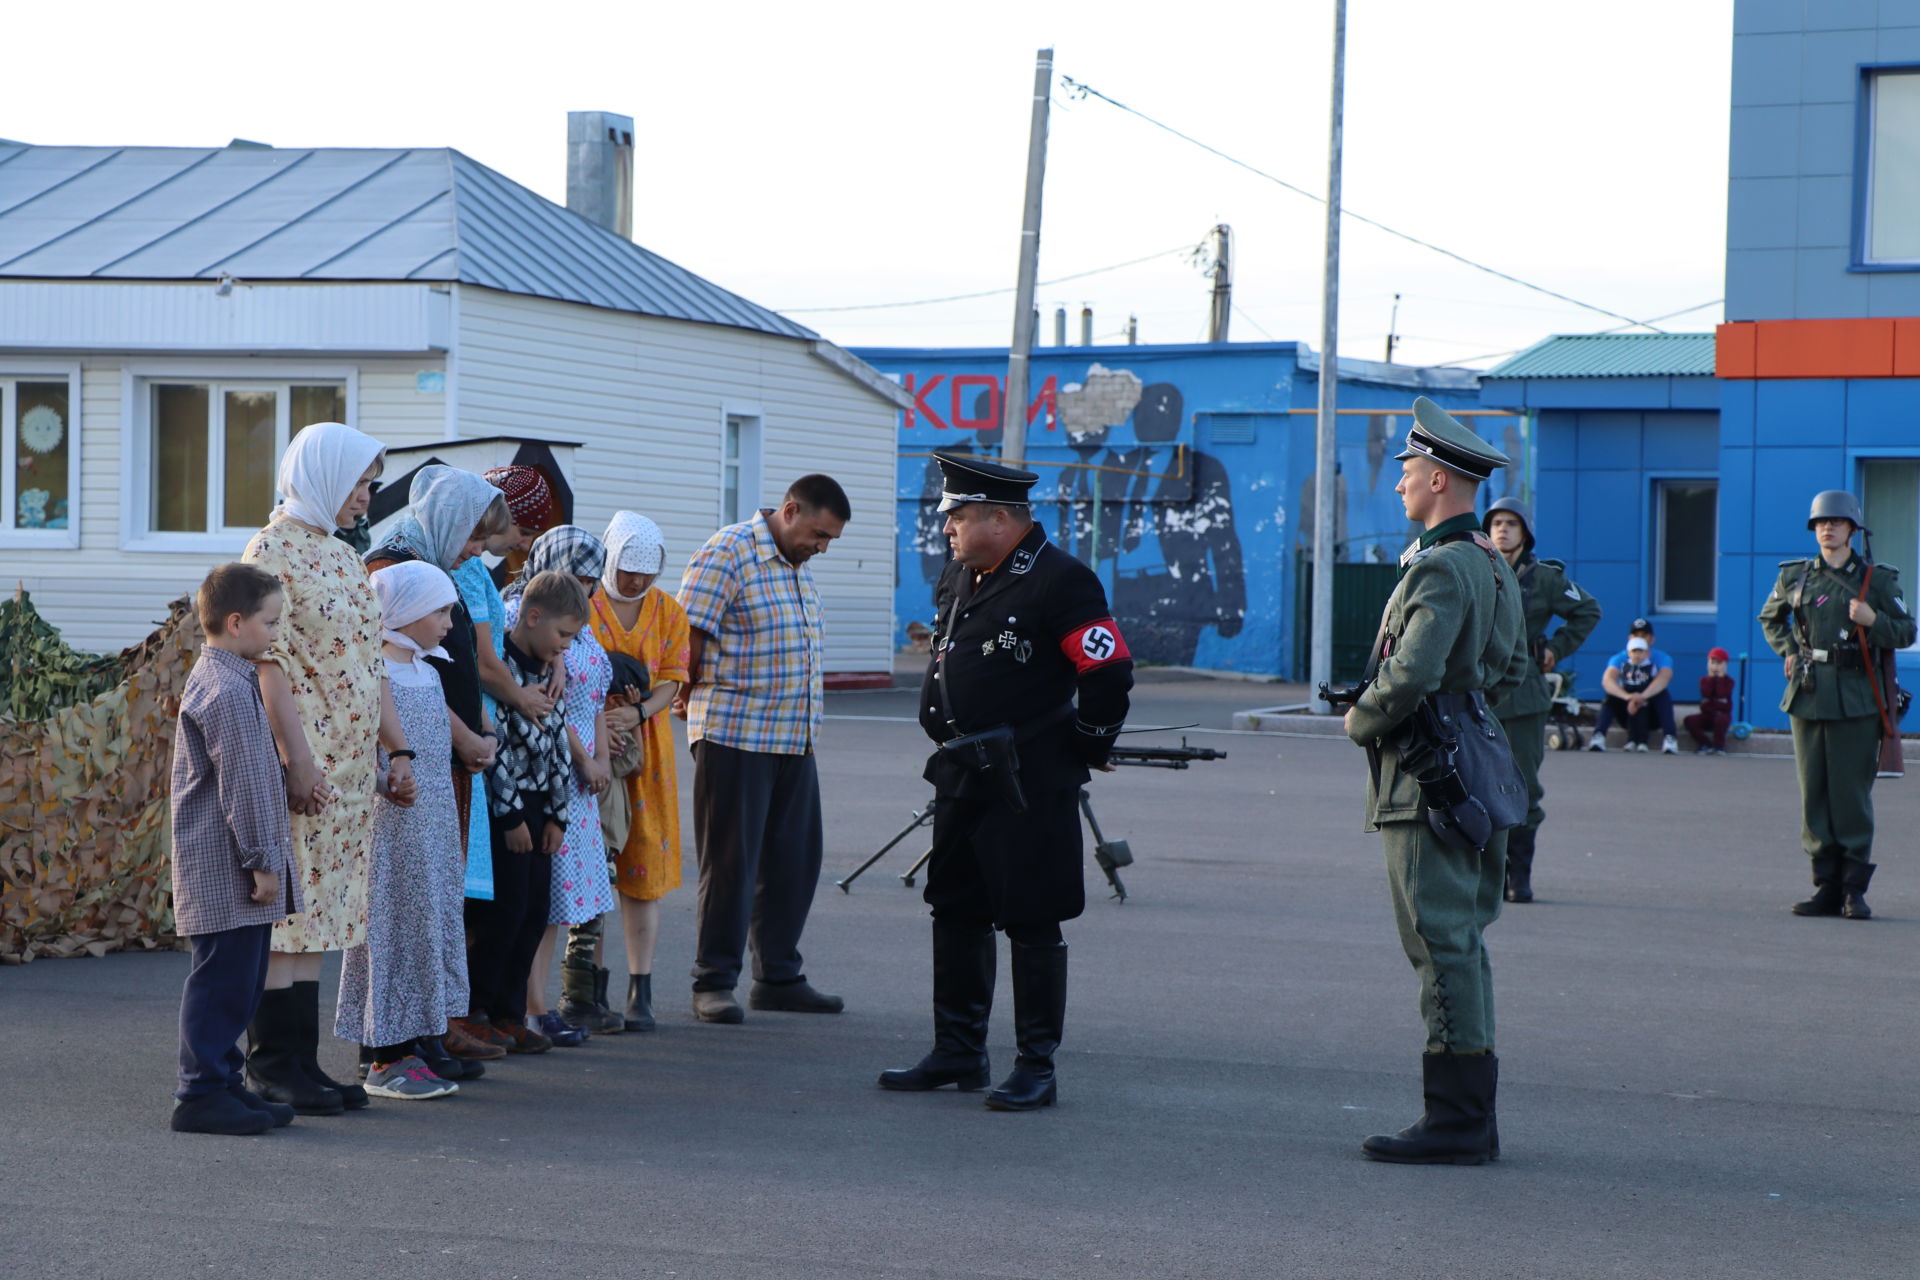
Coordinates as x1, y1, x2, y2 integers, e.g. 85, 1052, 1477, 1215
1587, 618, 1679, 754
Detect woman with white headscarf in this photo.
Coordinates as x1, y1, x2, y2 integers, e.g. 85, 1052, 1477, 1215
578, 511, 689, 1034
242, 421, 413, 1116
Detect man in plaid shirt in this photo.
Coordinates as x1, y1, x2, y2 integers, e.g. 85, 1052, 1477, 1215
676, 474, 849, 1023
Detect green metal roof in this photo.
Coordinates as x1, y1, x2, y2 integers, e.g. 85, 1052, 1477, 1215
1483, 333, 1716, 380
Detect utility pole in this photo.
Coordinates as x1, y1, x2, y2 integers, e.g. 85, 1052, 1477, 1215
1384, 292, 1401, 363
1001, 48, 1053, 466
1310, 0, 1347, 708
1207, 223, 1233, 342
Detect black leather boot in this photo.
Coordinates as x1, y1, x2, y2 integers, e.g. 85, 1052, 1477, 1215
1791, 859, 1844, 917
984, 939, 1066, 1111
1504, 827, 1536, 904
1361, 1052, 1496, 1165
624, 973, 657, 1032
247, 987, 344, 1116
1841, 862, 1875, 920
880, 920, 994, 1092
293, 980, 368, 1109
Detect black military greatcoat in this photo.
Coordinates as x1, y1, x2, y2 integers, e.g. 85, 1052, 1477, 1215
919, 522, 1133, 925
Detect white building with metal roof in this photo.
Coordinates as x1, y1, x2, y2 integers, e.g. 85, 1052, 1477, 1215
0, 113, 907, 679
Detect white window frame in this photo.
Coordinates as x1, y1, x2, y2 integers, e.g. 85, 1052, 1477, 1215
0, 362, 83, 550
719, 405, 764, 527
1858, 65, 1920, 269
1651, 475, 1718, 615
119, 361, 357, 553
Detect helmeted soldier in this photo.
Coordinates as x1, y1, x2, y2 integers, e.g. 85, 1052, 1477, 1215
1758, 490, 1914, 919
1480, 496, 1602, 903
1343, 397, 1530, 1165
879, 451, 1133, 1110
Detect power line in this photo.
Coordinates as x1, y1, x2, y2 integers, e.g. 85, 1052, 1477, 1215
1058, 74, 1670, 334
777, 243, 1195, 314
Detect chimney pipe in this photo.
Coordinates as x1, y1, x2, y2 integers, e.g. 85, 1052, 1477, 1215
567, 110, 634, 239
1207, 223, 1232, 342
1053, 307, 1067, 347
1080, 305, 1093, 346
1127, 314, 1138, 345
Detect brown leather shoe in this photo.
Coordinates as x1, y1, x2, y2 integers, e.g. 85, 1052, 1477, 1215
443, 1020, 507, 1060
492, 1019, 553, 1054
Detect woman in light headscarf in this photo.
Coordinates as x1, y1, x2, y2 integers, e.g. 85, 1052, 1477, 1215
503, 526, 616, 1047
580, 511, 689, 1034
242, 421, 414, 1115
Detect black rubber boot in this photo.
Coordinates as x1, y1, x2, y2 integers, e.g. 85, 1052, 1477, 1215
293, 980, 368, 1109
588, 967, 626, 1034
1361, 1052, 1496, 1165
1504, 827, 1536, 904
1791, 858, 1844, 917
247, 987, 344, 1116
1841, 862, 1875, 920
984, 940, 1066, 1111
879, 920, 994, 1092
624, 973, 657, 1032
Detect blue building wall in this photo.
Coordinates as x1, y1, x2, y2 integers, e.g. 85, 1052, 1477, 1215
851, 342, 1499, 677
1482, 373, 1723, 702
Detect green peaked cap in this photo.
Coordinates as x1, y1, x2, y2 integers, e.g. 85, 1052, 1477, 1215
1395, 396, 1510, 481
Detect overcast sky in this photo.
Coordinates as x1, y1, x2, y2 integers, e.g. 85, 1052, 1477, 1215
8, 0, 1733, 369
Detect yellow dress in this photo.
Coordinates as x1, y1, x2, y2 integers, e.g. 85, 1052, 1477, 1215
242, 519, 384, 952
590, 589, 689, 902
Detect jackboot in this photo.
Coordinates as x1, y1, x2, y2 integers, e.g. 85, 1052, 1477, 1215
1842, 862, 1875, 920
879, 920, 994, 1092
1503, 826, 1536, 904
1361, 1052, 1496, 1165
246, 987, 344, 1116
1791, 861, 1844, 917
624, 973, 656, 1032
984, 939, 1066, 1111
294, 980, 368, 1109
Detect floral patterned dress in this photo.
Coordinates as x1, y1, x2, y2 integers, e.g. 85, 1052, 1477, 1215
504, 596, 615, 924
242, 519, 384, 953
589, 589, 689, 903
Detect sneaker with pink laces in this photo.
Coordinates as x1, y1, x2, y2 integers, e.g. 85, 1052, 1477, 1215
363, 1056, 458, 1100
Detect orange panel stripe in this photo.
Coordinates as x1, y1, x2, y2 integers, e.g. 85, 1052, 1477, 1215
1717, 317, 1920, 378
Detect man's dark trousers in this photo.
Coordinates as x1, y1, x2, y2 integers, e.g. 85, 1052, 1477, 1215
177, 923, 272, 1100
466, 824, 554, 1023
691, 740, 824, 991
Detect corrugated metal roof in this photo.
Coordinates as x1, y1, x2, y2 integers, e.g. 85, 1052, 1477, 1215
1483, 333, 1716, 380
0, 144, 816, 340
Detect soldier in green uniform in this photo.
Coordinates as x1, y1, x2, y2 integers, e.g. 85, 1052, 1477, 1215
1758, 490, 1914, 920
1343, 397, 1530, 1166
1481, 497, 1602, 903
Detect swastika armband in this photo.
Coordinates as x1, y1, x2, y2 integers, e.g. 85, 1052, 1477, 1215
1061, 618, 1131, 673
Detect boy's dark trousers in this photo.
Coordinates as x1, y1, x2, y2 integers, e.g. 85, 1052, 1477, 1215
1684, 709, 1731, 749
177, 923, 272, 1100
1595, 691, 1677, 743
465, 811, 554, 1024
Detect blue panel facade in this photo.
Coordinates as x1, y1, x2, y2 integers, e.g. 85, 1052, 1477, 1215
852, 342, 1494, 677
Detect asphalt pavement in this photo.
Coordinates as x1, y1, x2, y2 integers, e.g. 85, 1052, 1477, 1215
3, 673, 1915, 1279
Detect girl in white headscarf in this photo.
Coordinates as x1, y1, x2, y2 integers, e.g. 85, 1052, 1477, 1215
243, 422, 416, 1115
582, 511, 690, 1033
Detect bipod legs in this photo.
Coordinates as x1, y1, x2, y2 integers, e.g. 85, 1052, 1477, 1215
837, 798, 936, 893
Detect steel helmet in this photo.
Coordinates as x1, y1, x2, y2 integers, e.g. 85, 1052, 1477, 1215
1482, 496, 1535, 550
1807, 490, 1867, 533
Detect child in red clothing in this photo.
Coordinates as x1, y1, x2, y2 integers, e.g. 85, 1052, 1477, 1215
1684, 647, 1736, 754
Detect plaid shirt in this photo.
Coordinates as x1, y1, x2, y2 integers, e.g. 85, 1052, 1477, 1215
169, 645, 302, 936
678, 510, 824, 754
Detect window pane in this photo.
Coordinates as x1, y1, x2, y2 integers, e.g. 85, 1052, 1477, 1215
15, 381, 70, 530
1862, 460, 1920, 576
153, 384, 209, 532
289, 384, 344, 434
725, 415, 742, 461
223, 389, 278, 529
1659, 482, 1717, 606
723, 463, 740, 524
1869, 71, 1920, 262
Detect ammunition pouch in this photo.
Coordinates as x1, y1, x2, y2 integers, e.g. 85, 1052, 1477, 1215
1387, 691, 1528, 853
938, 725, 1030, 814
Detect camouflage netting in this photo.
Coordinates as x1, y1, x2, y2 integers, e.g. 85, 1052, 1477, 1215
0, 591, 202, 963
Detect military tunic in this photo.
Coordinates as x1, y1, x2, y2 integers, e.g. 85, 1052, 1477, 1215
1494, 554, 1602, 831
1758, 553, 1914, 882
1346, 512, 1530, 1053
919, 522, 1134, 926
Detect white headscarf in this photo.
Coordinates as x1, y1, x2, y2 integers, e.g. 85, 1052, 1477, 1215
272, 421, 384, 532
602, 510, 665, 603
371, 560, 458, 667
390, 465, 501, 571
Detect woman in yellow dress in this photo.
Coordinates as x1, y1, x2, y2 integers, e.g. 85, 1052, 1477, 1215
588, 511, 689, 1031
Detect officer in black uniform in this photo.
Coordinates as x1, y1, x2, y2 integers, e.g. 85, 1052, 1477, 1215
879, 451, 1134, 1111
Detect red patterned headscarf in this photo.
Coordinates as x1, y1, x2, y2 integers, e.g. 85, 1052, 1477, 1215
483, 465, 555, 532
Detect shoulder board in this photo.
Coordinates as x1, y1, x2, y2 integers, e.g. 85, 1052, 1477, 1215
1539, 558, 1567, 571
1873, 562, 1901, 577
1778, 558, 1810, 569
